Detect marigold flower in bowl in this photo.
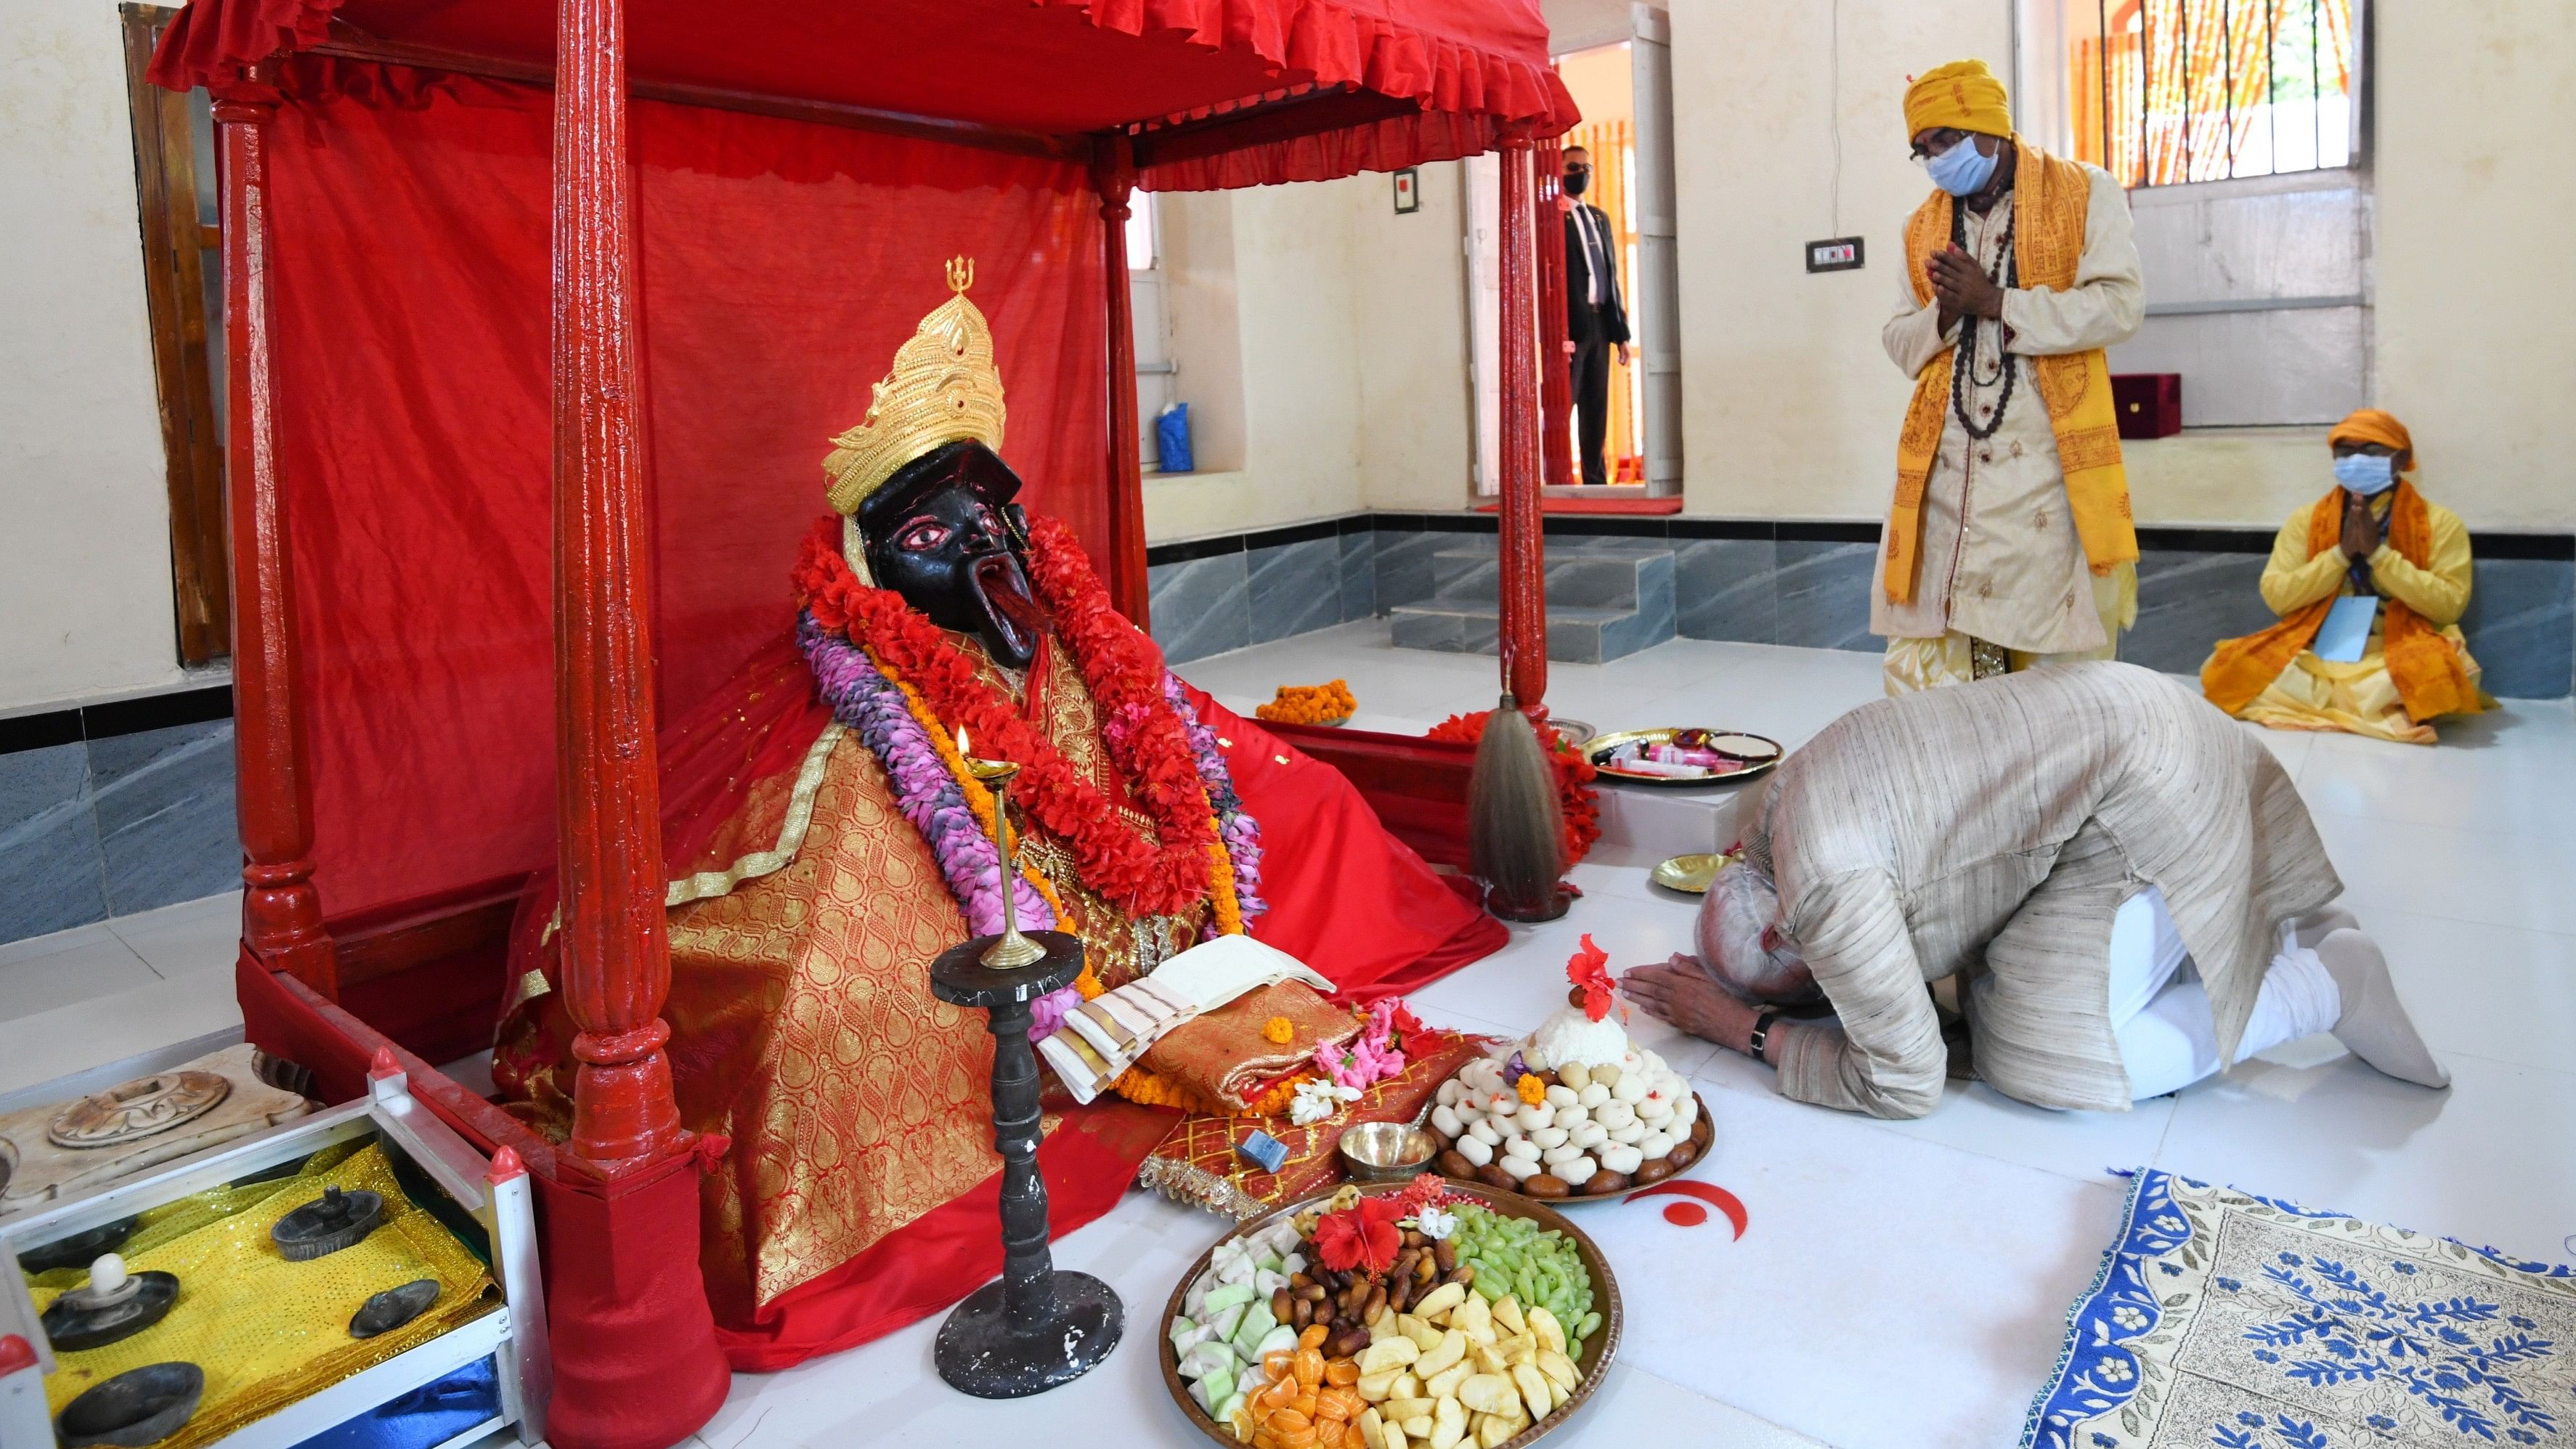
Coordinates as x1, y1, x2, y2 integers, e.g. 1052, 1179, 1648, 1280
1254, 679, 1359, 726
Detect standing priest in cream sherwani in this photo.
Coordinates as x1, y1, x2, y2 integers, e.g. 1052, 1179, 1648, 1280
1621, 664, 2450, 1120
1874, 60, 2145, 694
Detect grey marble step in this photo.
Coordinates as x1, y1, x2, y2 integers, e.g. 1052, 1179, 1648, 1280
1388, 598, 1677, 664
1390, 539, 1678, 663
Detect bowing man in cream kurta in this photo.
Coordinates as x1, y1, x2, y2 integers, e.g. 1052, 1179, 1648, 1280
2202, 410, 2488, 745
1873, 62, 2144, 694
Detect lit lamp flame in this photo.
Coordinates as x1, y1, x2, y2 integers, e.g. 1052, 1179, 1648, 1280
956, 721, 1044, 970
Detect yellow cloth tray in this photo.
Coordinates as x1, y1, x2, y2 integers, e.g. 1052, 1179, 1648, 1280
31, 1140, 497, 1449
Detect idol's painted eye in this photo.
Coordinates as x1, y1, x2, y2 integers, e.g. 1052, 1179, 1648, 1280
895, 518, 952, 552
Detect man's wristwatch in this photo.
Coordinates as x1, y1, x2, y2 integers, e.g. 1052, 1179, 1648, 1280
1747, 1011, 1781, 1064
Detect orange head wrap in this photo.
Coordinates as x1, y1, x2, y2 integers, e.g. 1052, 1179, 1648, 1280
2327, 407, 2413, 464
1904, 60, 2013, 140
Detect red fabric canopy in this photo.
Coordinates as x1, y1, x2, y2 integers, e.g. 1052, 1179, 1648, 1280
149, 0, 1574, 189
259, 58, 1108, 920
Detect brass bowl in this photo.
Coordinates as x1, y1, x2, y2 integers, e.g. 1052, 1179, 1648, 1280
1585, 727, 1782, 788
1650, 851, 1739, 894
1160, 1182, 1622, 1449
1334, 1121, 1437, 1182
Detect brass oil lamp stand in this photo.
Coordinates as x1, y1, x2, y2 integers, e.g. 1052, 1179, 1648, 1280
926, 743, 1123, 1397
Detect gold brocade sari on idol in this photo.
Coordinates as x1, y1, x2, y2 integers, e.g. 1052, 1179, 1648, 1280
493, 627, 1204, 1333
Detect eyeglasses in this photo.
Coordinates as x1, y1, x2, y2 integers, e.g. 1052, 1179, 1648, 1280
1908, 129, 1969, 162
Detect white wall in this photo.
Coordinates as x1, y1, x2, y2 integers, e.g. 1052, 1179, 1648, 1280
0, 2, 201, 714
1143, 164, 1477, 541
1668, 0, 2007, 525
2373, 0, 2576, 532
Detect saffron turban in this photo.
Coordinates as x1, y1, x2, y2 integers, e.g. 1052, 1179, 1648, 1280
1904, 59, 2013, 139
2328, 407, 2413, 460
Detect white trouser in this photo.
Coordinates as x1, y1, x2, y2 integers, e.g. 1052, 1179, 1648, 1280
2108, 886, 2344, 1100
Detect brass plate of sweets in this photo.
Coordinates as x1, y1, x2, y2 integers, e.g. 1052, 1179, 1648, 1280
1585, 728, 1781, 788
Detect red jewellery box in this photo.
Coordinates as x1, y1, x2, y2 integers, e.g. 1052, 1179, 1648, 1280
2113, 373, 2183, 439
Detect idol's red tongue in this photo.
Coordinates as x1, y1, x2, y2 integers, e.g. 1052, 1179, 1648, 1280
971, 552, 1044, 657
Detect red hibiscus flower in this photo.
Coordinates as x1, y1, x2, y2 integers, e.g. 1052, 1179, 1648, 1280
1568, 933, 1614, 1022
1313, 1196, 1404, 1278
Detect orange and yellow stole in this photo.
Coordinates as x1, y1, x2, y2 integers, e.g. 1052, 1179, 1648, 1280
1885, 144, 2135, 604
2201, 481, 2484, 723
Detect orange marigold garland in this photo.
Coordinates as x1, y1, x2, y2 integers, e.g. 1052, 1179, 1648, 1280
1424, 708, 1601, 864
1113, 1066, 1309, 1117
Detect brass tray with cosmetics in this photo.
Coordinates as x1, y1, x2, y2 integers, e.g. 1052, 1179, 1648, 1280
1584, 728, 1781, 787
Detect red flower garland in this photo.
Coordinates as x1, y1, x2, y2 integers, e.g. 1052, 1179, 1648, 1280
1424, 710, 1602, 865
793, 516, 1219, 918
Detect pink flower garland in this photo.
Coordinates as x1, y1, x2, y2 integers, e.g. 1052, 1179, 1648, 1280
1163, 674, 1267, 931
799, 618, 1084, 1033
1312, 998, 1413, 1090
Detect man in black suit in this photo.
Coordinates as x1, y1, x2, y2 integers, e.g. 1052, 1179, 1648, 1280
1561, 145, 1632, 487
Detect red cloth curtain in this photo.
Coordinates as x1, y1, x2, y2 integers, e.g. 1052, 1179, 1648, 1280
261, 58, 1107, 920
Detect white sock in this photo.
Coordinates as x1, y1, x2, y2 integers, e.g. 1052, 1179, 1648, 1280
2316, 928, 2450, 1089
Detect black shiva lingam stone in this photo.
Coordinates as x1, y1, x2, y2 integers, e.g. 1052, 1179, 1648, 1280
271, 1185, 384, 1262
54, 1362, 204, 1449
40, 1254, 179, 1352
925, 747, 1124, 1398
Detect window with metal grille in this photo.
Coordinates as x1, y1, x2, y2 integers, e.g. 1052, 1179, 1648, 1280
2022, 0, 2370, 426
2067, 0, 2358, 188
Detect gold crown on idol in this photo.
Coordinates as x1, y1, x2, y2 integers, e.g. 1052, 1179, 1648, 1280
823, 256, 1007, 515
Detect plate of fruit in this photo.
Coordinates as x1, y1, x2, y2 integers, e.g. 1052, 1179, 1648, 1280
1423, 936, 1711, 1203
1162, 1177, 1617, 1449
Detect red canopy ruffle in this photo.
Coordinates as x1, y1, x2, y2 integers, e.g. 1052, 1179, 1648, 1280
146, 0, 1575, 186
1059, 0, 1575, 187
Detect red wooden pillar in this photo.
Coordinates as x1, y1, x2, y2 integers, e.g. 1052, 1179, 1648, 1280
549, 0, 683, 1170
1535, 136, 1574, 490
1495, 133, 1548, 711
1094, 134, 1151, 626
215, 68, 334, 998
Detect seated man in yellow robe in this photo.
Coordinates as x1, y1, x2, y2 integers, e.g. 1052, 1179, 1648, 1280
2201, 408, 2488, 745
492, 261, 1499, 1368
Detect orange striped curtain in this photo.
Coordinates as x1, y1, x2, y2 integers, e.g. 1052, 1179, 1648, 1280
1567, 118, 1640, 482
2070, 0, 2350, 187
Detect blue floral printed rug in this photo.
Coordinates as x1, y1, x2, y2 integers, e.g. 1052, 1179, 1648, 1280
2021, 1168, 2576, 1448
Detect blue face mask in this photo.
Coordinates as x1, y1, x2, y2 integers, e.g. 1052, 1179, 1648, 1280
2333, 453, 2397, 495
1925, 134, 1999, 196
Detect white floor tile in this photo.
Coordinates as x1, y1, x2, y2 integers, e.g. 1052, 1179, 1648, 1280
0, 966, 241, 1099
1577, 1082, 2127, 1449
0, 926, 158, 1021
2312, 811, 2576, 936
0, 920, 129, 972
107, 891, 240, 978
2360, 906, 2576, 1076
1845, 1073, 2180, 1190
2295, 702, 2576, 841
2155, 1048, 2576, 1270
